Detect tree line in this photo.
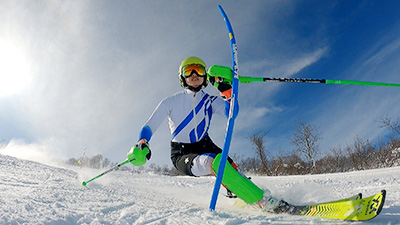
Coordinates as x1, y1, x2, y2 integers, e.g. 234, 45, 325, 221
234, 116, 400, 175
65, 154, 111, 169
65, 116, 400, 176
65, 152, 180, 175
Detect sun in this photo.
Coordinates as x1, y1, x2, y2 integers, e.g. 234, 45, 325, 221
0, 42, 33, 98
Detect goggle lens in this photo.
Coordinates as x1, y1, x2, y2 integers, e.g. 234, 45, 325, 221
182, 64, 207, 78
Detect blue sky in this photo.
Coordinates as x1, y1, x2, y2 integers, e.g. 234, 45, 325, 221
1, 1, 400, 167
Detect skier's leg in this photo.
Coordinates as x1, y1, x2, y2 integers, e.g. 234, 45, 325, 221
173, 153, 217, 176
175, 153, 291, 212
212, 153, 294, 213
212, 153, 264, 204
190, 154, 240, 178
177, 153, 235, 177
190, 153, 216, 176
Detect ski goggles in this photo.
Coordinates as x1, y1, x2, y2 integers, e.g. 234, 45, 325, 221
181, 64, 207, 78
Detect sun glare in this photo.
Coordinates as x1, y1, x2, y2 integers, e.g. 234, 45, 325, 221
0, 42, 33, 98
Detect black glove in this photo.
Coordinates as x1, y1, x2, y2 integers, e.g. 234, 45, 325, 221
209, 77, 232, 101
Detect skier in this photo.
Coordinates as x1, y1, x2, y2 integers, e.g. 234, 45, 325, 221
127, 56, 293, 213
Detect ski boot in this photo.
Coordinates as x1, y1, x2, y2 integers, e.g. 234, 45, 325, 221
254, 195, 302, 215
225, 189, 238, 198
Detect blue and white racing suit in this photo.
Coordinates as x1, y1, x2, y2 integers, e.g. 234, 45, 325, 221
137, 88, 236, 176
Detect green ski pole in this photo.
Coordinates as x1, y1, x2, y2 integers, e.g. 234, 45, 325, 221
208, 65, 400, 87
239, 76, 400, 87
82, 158, 132, 186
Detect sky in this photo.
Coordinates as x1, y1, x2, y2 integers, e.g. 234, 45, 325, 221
1, 0, 400, 168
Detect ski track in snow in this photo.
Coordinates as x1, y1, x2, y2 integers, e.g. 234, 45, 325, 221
0, 153, 399, 225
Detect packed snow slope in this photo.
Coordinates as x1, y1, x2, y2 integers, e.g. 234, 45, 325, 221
0, 153, 399, 225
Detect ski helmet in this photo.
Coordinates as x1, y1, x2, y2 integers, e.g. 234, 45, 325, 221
178, 56, 208, 88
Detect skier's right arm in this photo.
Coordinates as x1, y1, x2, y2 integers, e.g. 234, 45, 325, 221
128, 99, 169, 166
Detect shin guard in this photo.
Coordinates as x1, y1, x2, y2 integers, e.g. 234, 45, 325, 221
212, 153, 264, 204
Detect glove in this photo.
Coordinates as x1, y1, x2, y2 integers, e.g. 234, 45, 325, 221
207, 65, 233, 84
209, 78, 232, 101
127, 140, 151, 166
208, 65, 233, 101
217, 83, 232, 101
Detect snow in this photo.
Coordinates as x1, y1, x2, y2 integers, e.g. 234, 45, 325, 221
1, 153, 399, 225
